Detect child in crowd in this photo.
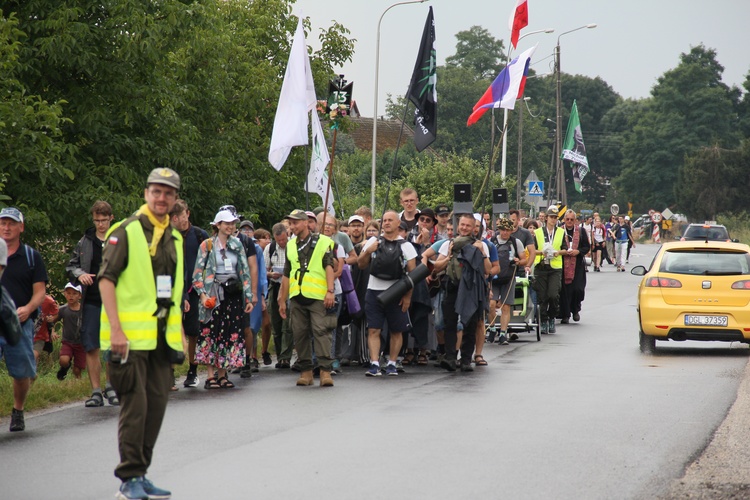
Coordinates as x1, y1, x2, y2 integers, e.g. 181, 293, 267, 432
49, 283, 85, 380
33, 294, 59, 362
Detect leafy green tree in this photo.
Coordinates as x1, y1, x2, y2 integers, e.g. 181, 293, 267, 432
677, 144, 745, 220
445, 26, 505, 80
613, 45, 742, 211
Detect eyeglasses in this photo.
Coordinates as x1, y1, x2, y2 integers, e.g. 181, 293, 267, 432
401, 199, 417, 204
324, 223, 336, 228
148, 187, 177, 199
93, 219, 111, 225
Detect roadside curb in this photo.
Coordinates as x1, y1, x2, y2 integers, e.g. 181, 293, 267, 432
662, 355, 750, 498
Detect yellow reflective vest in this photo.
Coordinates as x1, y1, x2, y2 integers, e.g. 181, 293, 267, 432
287, 234, 333, 300
534, 226, 564, 269
101, 220, 184, 351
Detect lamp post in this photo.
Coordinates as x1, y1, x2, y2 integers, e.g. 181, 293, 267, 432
500, 28, 554, 180
554, 23, 596, 206
371, 0, 427, 214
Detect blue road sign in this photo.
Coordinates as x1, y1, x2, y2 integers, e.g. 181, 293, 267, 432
528, 181, 544, 196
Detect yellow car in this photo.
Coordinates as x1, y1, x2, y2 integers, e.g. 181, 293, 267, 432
632, 240, 750, 352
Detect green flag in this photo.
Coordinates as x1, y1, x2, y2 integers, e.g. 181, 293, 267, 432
561, 100, 589, 193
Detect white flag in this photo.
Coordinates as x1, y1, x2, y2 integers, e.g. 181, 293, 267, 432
268, 18, 318, 171
307, 111, 334, 215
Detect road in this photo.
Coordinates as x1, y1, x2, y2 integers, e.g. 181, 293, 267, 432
1, 244, 748, 500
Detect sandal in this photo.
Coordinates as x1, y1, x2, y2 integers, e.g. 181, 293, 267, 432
85, 391, 104, 407
403, 352, 416, 366
217, 376, 235, 389
474, 355, 488, 366
417, 352, 429, 366
103, 386, 120, 406
204, 377, 220, 390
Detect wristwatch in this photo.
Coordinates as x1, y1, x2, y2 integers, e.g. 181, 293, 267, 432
327, 288, 335, 293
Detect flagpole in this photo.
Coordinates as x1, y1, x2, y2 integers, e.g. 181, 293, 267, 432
304, 145, 310, 211
380, 93, 413, 220
323, 128, 337, 214
371, 0, 428, 215
500, 28, 554, 180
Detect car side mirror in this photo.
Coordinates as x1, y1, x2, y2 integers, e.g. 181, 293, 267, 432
630, 265, 647, 276
732, 238, 740, 243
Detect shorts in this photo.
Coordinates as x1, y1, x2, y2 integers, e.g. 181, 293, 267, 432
365, 289, 411, 333
183, 291, 201, 337
491, 280, 514, 307
33, 339, 54, 354
80, 303, 102, 352
60, 341, 87, 370
0, 320, 37, 379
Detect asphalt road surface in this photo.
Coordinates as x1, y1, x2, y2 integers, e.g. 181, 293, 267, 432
2, 244, 748, 500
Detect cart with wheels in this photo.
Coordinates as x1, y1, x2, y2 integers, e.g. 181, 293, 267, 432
506, 274, 541, 341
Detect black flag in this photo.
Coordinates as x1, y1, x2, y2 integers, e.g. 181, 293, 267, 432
407, 7, 437, 152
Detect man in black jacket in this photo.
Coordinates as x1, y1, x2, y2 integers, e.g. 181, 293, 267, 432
67, 200, 119, 407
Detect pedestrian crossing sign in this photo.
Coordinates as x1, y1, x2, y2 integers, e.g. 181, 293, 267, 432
528, 181, 544, 196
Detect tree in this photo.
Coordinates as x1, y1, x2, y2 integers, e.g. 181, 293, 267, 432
0, 0, 354, 243
613, 45, 742, 212
677, 144, 745, 220
445, 26, 505, 80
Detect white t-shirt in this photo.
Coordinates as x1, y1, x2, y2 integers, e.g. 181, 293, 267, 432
333, 244, 345, 295
361, 236, 418, 291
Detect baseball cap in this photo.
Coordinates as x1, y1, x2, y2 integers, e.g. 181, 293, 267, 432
218, 204, 242, 218
146, 168, 180, 190
239, 220, 254, 230
434, 204, 451, 215
305, 211, 317, 220
547, 205, 560, 216
285, 209, 309, 221
624, 215, 630, 221
211, 210, 239, 225
64, 282, 83, 294
0, 238, 7, 266
496, 217, 514, 231
348, 215, 365, 225
0, 207, 24, 223
398, 221, 409, 231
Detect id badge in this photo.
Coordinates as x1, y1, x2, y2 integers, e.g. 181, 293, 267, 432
223, 258, 233, 273
156, 275, 172, 299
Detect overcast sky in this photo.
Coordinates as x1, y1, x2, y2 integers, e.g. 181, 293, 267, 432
297, 0, 750, 118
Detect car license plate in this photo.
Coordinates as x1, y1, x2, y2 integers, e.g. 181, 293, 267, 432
684, 315, 728, 327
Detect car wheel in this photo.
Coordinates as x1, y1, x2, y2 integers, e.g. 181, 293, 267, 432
639, 329, 656, 353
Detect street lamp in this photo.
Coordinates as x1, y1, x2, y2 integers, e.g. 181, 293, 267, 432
500, 28, 554, 180
371, 0, 427, 214
554, 23, 596, 206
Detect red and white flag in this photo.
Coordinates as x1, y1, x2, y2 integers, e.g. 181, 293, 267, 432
508, 0, 529, 49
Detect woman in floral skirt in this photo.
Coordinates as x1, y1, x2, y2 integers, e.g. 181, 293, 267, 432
192, 209, 254, 388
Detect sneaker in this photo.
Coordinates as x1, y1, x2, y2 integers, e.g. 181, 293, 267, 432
395, 360, 405, 373
433, 352, 445, 367
439, 358, 457, 372
251, 358, 260, 372
261, 351, 272, 366
116, 477, 149, 500
142, 477, 171, 499
548, 319, 557, 334
573, 312, 580, 322
183, 373, 199, 388
460, 362, 474, 372
541, 320, 548, 334
9, 408, 24, 432
385, 364, 399, 376
331, 359, 341, 374
240, 365, 253, 379
365, 363, 382, 377
497, 333, 509, 345
486, 327, 497, 343
291, 361, 301, 372
56, 364, 70, 381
